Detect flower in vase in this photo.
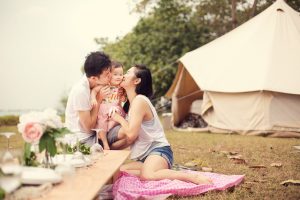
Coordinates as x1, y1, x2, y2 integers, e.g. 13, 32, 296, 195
22, 122, 45, 143
17, 108, 71, 166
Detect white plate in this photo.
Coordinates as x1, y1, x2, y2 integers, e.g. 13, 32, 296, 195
0, 176, 21, 193
21, 167, 62, 185
1, 163, 22, 175
52, 154, 92, 168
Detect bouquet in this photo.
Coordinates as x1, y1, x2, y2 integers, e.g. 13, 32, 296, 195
17, 108, 70, 166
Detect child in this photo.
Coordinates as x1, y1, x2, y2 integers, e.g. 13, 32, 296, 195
91, 61, 126, 150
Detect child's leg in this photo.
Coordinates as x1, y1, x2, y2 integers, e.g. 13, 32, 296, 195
98, 130, 110, 150
107, 120, 118, 132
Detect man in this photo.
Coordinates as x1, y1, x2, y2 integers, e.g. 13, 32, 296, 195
65, 51, 118, 147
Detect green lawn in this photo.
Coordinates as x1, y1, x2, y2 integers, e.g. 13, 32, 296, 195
166, 130, 300, 200
1, 126, 299, 199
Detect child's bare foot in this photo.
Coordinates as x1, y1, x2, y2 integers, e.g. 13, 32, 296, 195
189, 174, 213, 185
103, 144, 110, 150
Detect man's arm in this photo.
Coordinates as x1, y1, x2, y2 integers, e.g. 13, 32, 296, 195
78, 86, 110, 133
90, 85, 102, 107
78, 103, 100, 133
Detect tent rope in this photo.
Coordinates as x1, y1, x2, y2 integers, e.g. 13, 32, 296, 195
154, 89, 202, 113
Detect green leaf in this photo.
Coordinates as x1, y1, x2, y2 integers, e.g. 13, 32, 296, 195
23, 143, 39, 167
0, 187, 5, 200
24, 142, 31, 159
46, 127, 71, 138
47, 137, 57, 157
39, 134, 47, 153
39, 133, 57, 157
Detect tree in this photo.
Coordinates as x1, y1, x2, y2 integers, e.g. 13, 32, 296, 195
99, 0, 210, 98
97, 0, 300, 100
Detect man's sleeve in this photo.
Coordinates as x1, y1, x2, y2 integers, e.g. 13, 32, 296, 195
72, 88, 91, 111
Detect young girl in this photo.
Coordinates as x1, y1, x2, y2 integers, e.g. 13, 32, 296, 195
91, 61, 126, 150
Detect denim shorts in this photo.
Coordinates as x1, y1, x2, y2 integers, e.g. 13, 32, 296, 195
138, 146, 174, 169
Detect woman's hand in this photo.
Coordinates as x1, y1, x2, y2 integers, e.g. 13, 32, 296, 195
110, 111, 123, 123
118, 87, 127, 102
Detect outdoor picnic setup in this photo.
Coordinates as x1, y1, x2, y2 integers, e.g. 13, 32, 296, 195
1, 0, 300, 199
0, 109, 131, 199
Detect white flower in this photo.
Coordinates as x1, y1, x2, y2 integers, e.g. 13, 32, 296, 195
18, 108, 63, 135
41, 108, 63, 129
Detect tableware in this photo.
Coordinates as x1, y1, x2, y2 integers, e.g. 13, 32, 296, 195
21, 167, 62, 185
0, 132, 15, 163
0, 176, 21, 193
52, 154, 92, 168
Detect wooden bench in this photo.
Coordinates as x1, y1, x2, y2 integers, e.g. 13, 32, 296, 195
35, 150, 130, 200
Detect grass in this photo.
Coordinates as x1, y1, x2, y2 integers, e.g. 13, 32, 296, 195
166, 130, 300, 200
1, 126, 299, 199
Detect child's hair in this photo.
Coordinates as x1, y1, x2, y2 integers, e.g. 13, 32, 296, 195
111, 61, 123, 70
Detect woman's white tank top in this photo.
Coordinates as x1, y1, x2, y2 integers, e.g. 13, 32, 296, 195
129, 95, 170, 160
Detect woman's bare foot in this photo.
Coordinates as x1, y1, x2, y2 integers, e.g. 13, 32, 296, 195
188, 173, 213, 185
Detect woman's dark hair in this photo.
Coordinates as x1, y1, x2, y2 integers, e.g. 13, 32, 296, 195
84, 51, 111, 77
123, 64, 153, 113
133, 64, 153, 98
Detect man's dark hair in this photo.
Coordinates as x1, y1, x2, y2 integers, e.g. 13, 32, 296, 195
84, 51, 111, 77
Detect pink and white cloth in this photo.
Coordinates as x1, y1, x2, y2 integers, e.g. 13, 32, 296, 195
113, 171, 244, 200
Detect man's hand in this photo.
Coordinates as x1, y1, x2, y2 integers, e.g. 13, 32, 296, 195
91, 98, 98, 107
91, 85, 103, 106
98, 86, 110, 100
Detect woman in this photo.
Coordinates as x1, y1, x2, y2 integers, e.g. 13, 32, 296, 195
111, 64, 212, 184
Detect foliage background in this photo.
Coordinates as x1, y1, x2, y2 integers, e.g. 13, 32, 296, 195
97, 0, 300, 101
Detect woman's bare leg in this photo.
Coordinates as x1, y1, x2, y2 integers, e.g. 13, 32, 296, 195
140, 155, 212, 185
113, 161, 143, 182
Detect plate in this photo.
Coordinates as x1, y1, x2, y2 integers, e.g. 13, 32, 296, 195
52, 154, 92, 168
21, 167, 62, 185
1, 163, 22, 175
0, 176, 21, 193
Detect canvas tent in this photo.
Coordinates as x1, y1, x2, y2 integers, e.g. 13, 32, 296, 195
166, 0, 300, 137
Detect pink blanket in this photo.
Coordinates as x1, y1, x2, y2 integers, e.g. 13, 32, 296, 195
113, 171, 244, 200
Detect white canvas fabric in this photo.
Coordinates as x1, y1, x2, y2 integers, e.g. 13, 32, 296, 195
166, 0, 300, 137
201, 91, 300, 134
180, 0, 300, 94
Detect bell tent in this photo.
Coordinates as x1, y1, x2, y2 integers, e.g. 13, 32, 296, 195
166, 0, 300, 137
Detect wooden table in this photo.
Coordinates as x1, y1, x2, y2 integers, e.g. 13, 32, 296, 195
35, 150, 130, 200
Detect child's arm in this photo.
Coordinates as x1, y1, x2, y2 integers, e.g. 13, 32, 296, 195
91, 85, 102, 107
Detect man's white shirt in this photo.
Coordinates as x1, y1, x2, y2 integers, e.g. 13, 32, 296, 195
65, 75, 93, 140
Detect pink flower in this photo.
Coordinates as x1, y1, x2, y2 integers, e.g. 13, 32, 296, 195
22, 122, 44, 143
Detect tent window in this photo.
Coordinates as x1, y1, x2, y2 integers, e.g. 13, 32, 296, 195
277, 8, 284, 12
